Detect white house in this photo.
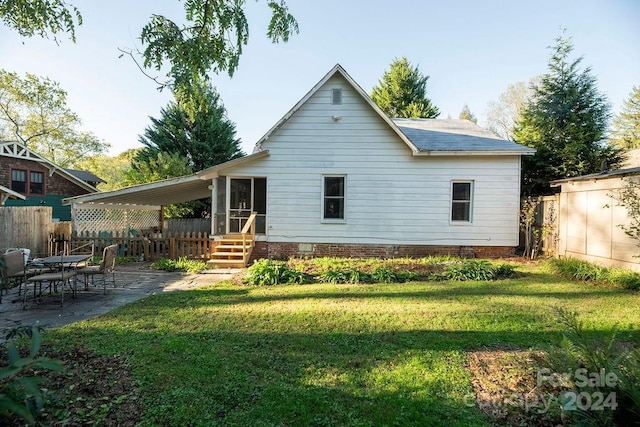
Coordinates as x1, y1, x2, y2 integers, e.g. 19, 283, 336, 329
66, 64, 535, 264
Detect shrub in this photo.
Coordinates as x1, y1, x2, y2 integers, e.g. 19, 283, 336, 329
371, 267, 399, 283
541, 308, 640, 425
151, 257, 207, 273
0, 325, 64, 423
434, 260, 517, 281
244, 259, 306, 286
441, 260, 495, 281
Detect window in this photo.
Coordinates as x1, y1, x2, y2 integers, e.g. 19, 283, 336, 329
29, 171, 44, 194
331, 88, 342, 105
451, 181, 473, 222
323, 176, 345, 221
11, 170, 26, 193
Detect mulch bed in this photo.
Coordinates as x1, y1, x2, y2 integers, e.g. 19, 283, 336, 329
2, 345, 143, 426
466, 348, 566, 426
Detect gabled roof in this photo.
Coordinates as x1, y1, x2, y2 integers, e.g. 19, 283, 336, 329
550, 166, 640, 186
0, 141, 98, 192
65, 169, 106, 184
254, 64, 420, 153
394, 119, 536, 156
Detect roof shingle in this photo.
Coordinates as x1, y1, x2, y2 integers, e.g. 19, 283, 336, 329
392, 118, 535, 154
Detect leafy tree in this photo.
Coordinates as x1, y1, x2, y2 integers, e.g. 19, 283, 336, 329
0, 70, 109, 167
610, 86, 640, 149
514, 34, 624, 196
125, 151, 192, 186
0, 1, 298, 91
371, 57, 439, 118
609, 177, 640, 248
75, 149, 139, 191
458, 104, 477, 124
137, 79, 243, 172
0, 0, 81, 42
485, 78, 537, 140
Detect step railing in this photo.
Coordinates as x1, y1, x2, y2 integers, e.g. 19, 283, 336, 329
239, 212, 257, 266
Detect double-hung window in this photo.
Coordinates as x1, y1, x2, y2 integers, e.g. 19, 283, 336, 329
323, 176, 345, 221
11, 170, 27, 193
451, 181, 473, 223
11, 169, 45, 195
30, 171, 44, 194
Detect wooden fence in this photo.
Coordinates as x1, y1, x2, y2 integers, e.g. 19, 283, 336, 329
0, 206, 54, 257
163, 218, 211, 235
71, 231, 216, 261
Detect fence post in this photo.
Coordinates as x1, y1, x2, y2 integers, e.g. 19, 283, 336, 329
170, 237, 176, 260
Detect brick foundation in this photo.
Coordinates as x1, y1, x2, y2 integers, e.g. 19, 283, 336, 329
250, 241, 515, 262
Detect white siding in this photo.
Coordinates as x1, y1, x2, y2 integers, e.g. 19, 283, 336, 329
227, 75, 522, 246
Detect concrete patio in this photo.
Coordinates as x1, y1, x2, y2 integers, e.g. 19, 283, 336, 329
0, 262, 241, 331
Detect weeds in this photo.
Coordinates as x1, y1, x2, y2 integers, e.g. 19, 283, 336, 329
540, 308, 640, 425
547, 258, 640, 290
0, 326, 64, 423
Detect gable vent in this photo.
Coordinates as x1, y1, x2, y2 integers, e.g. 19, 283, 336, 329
331, 88, 342, 105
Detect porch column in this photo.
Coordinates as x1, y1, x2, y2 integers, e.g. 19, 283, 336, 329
210, 179, 216, 236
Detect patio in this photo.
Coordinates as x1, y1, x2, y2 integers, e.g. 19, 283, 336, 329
0, 262, 240, 331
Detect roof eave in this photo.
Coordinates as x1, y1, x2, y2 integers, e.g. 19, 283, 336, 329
412, 150, 536, 156
196, 150, 270, 180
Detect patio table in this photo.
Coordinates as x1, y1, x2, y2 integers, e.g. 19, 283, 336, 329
25, 254, 92, 305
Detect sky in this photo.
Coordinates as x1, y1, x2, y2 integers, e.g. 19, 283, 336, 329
1, 0, 639, 157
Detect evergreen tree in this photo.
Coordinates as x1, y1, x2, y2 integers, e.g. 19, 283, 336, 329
458, 104, 477, 124
371, 57, 439, 118
514, 34, 624, 196
137, 80, 243, 172
610, 86, 640, 149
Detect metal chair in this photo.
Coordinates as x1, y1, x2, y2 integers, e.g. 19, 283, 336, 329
76, 244, 118, 294
0, 250, 27, 303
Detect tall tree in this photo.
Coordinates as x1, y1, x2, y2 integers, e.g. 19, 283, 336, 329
0, 70, 109, 167
136, 80, 243, 172
609, 86, 640, 150
125, 151, 198, 218
0, 1, 298, 91
458, 104, 477, 124
371, 57, 439, 118
485, 79, 537, 140
514, 34, 624, 196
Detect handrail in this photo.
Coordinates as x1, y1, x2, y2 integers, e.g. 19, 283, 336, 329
241, 212, 257, 265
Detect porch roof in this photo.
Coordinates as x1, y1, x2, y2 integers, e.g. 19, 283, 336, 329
0, 184, 26, 205
63, 151, 270, 208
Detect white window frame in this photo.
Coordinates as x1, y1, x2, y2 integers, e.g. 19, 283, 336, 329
321, 175, 346, 223
450, 180, 473, 224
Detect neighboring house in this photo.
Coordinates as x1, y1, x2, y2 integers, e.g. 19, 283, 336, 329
551, 155, 640, 272
66, 64, 534, 262
0, 141, 99, 220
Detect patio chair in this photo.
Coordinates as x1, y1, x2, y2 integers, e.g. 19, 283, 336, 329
26, 266, 77, 305
76, 244, 118, 294
0, 250, 27, 303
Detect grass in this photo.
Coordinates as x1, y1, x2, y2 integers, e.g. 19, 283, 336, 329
44, 261, 640, 426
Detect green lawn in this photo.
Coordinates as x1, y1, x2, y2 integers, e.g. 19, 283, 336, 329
47, 262, 640, 426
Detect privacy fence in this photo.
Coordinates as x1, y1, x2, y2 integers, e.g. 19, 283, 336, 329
0, 206, 55, 257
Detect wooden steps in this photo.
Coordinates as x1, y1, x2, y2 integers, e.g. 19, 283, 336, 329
207, 234, 254, 268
